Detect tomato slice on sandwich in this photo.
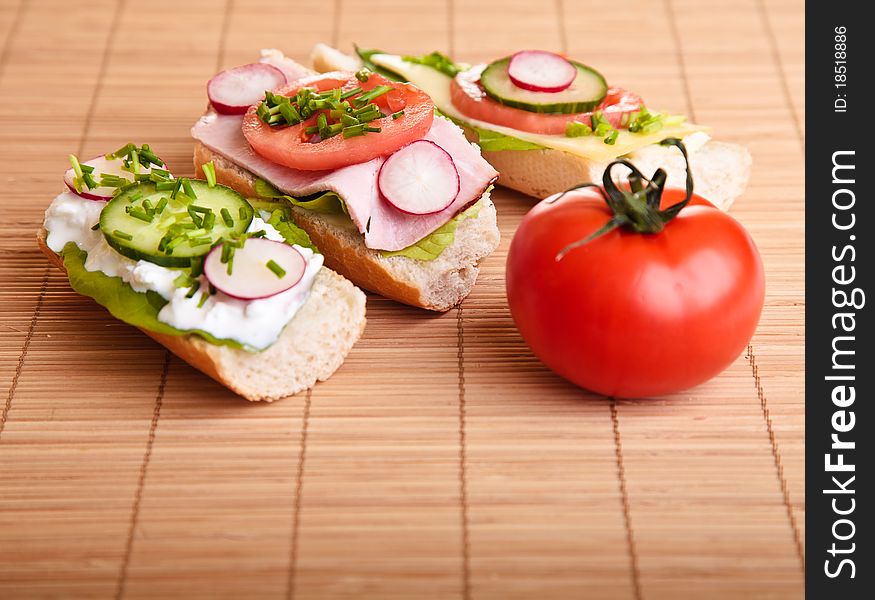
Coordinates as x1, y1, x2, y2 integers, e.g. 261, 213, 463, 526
243, 72, 435, 171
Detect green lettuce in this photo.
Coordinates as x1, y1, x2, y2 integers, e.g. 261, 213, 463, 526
58, 204, 318, 352
254, 178, 347, 215
381, 199, 483, 261
60, 242, 247, 350
467, 125, 545, 152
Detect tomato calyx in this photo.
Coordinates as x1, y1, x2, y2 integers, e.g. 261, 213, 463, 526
552, 138, 694, 260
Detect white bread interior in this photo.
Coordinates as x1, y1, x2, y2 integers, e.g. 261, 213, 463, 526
193, 142, 500, 312
37, 228, 366, 402
310, 43, 752, 210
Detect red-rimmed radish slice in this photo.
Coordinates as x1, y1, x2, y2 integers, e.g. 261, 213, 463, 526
208, 63, 287, 115
204, 238, 306, 301
507, 50, 577, 93
377, 140, 460, 215
64, 155, 165, 202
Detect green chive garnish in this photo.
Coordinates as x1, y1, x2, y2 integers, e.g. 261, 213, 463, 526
340, 86, 362, 100
185, 281, 201, 299
391, 110, 404, 120
113, 230, 133, 241
202, 161, 216, 187
127, 208, 153, 223
220, 207, 233, 227
155, 197, 168, 215
266, 259, 286, 278
604, 130, 619, 145
90, 223, 100, 231
197, 292, 209, 308
182, 178, 196, 199
355, 68, 371, 82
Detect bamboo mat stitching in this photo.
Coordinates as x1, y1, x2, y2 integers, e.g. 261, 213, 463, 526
664, 0, 697, 122
0, 0, 25, 81
1, 0, 125, 442
610, 401, 643, 600
286, 388, 313, 600
747, 345, 805, 570
0, 272, 47, 443
115, 350, 170, 600
756, 0, 805, 146
448, 10, 473, 597
456, 304, 472, 600
749, 0, 805, 570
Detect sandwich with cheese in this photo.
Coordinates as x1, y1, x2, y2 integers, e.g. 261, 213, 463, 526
311, 45, 751, 210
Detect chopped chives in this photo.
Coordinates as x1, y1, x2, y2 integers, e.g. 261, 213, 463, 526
266, 259, 286, 278
340, 86, 362, 100
202, 211, 216, 231
68, 154, 84, 193
142, 199, 154, 214
342, 124, 367, 138
155, 197, 168, 215
164, 236, 186, 253
355, 68, 371, 82
185, 281, 200, 299
190, 204, 211, 214
187, 236, 212, 247
197, 292, 209, 308
174, 273, 193, 288
113, 230, 133, 241
202, 161, 216, 187
391, 110, 404, 120
170, 178, 183, 199
127, 208, 153, 223
182, 178, 196, 199
341, 113, 359, 127
189, 255, 205, 278
220, 207, 234, 227
90, 223, 100, 231
129, 148, 141, 175
604, 130, 619, 145
187, 207, 203, 227
155, 179, 176, 191
364, 126, 381, 133
565, 121, 592, 137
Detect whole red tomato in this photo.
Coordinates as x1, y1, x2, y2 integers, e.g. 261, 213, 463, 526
506, 161, 764, 398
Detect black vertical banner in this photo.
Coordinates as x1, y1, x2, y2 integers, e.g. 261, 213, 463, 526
806, 2, 872, 598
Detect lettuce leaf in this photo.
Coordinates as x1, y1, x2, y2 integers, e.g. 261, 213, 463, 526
60, 242, 247, 350
254, 178, 347, 215
470, 126, 545, 152
381, 199, 483, 261
355, 47, 407, 81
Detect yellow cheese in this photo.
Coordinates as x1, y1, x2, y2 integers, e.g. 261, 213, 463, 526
371, 54, 708, 163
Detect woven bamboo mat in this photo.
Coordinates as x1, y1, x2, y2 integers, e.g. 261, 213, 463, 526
0, 0, 804, 598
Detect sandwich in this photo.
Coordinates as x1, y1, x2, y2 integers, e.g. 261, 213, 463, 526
311, 45, 751, 210
192, 50, 500, 312
38, 144, 366, 401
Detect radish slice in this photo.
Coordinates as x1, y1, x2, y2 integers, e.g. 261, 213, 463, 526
207, 63, 287, 115
378, 140, 460, 215
64, 155, 165, 202
507, 50, 577, 93
204, 238, 306, 301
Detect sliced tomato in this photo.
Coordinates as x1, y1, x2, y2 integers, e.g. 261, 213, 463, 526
451, 65, 642, 135
242, 71, 434, 171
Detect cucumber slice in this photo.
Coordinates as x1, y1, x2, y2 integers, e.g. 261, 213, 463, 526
479, 57, 608, 114
99, 180, 254, 267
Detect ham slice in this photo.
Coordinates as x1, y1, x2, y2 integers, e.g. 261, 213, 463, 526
191, 112, 497, 251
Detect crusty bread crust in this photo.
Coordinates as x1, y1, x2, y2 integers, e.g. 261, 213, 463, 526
37, 228, 366, 402
193, 142, 500, 311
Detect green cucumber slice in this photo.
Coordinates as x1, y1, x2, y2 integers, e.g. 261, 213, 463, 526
479, 57, 608, 114
99, 180, 254, 267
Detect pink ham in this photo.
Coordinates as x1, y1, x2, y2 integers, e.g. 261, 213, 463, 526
191, 113, 497, 252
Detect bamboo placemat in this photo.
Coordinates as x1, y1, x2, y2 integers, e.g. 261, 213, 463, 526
0, 0, 804, 598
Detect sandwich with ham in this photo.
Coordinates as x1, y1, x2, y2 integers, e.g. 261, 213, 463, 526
311, 45, 751, 210
192, 50, 500, 311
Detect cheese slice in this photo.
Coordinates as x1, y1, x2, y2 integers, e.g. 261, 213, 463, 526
370, 54, 709, 163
